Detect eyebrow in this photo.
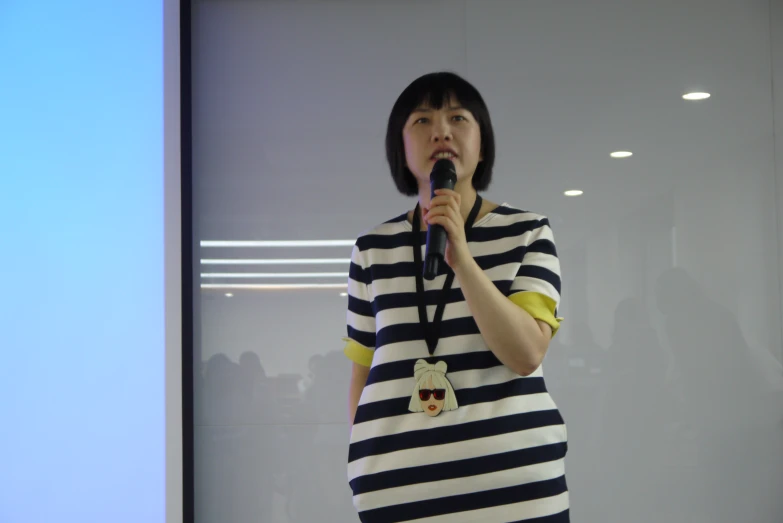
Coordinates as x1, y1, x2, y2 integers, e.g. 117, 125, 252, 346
412, 106, 466, 113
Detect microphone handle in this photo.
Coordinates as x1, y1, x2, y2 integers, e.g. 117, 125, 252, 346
423, 186, 448, 279
424, 233, 445, 279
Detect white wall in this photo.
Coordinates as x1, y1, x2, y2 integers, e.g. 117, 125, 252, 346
191, 1, 783, 521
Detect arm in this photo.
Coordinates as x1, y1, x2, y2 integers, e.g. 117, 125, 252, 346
343, 241, 376, 428
348, 363, 371, 428
424, 191, 562, 376
454, 258, 551, 376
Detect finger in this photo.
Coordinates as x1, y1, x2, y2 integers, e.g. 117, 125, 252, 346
427, 215, 462, 238
432, 189, 459, 199
450, 196, 461, 214
426, 205, 460, 222
430, 195, 460, 215
426, 215, 454, 232
434, 188, 457, 197
429, 195, 453, 207
434, 189, 461, 206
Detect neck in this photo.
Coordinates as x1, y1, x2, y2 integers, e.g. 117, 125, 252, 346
415, 180, 478, 230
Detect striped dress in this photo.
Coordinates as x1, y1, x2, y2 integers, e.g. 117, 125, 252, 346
343, 203, 569, 523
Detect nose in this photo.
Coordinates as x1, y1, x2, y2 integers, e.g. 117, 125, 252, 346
431, 115, 453, 142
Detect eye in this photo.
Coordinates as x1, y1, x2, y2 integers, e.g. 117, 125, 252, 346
452, 115, 467, 122
414, 117, 429, 124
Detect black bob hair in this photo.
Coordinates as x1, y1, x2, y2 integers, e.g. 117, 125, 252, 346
385, 71, 496, 196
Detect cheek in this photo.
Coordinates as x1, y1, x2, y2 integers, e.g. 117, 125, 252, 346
403, 134, 421, 157
468, 132, 483, 157
458, 126, 481, 153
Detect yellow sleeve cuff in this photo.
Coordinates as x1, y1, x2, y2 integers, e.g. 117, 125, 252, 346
342, 337, 374, 367
508, 291, 564, 337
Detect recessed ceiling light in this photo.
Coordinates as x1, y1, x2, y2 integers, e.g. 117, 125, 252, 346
564, 190, 583, 197
683, 92, 710, 101
610, 151, 633, 158
340, 292, 348, 297
225, 293, 234, 297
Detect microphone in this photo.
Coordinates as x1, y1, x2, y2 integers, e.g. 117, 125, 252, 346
423, 159, 457, 280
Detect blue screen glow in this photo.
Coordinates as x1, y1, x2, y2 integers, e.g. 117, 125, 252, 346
0, 2, 166, 522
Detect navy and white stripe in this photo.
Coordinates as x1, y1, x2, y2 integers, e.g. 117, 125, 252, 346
345, 203, 569, 522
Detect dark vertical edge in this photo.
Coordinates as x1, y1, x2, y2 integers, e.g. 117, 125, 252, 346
180, 0, 195, 521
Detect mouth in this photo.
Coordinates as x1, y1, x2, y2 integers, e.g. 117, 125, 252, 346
431, 149, 458, 160
428, 405, 437, 411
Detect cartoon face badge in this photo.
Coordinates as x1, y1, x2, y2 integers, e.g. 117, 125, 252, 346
418, 377, 446, 416
408, 359, 458, 417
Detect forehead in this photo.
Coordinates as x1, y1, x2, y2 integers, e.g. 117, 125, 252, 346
412, 93, 464, 112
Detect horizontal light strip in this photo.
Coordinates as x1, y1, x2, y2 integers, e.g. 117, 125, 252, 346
200, 240, 354, 248
201, 283, 348, 290
201, 272, 348, 279
201, 258, 351, 265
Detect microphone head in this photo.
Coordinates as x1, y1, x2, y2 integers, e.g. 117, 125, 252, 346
430, 159, 457, 190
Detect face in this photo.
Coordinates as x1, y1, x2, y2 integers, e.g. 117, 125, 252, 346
418, 376, 446, 417
402, 95, 483, 189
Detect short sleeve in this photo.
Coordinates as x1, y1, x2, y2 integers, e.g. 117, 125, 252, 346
342, 241, 376, 367
507, 216, 564, 336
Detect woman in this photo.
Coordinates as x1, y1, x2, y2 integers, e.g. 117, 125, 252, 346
342, 71, 569, 522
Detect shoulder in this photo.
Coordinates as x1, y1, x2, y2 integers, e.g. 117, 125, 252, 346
484, 202, 553, 229
351, 211, 410, 262
476, 203, 557, 253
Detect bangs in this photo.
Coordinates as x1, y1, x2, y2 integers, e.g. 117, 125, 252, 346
401, 78, 484, 118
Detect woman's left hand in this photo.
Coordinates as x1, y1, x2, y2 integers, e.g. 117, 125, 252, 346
423, 189, 472, 271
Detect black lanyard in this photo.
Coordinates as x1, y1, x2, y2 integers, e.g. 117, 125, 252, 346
411, 194, 483, 356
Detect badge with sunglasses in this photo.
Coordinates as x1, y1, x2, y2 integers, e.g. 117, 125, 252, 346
408, 359, 457, 417
419, 388, 446, 401
407, 195, 482, 417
